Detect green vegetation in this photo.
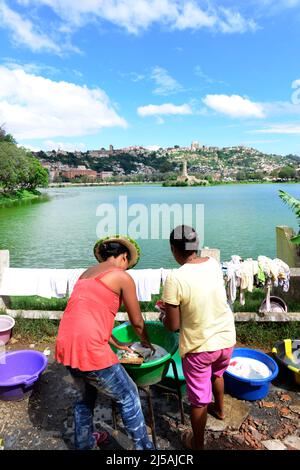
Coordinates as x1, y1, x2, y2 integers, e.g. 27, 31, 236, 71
279, 189, 300, 244
37, 145, 300, 183
1, 312, 298, 350
236, 322, 300, 349
8, 288, 300, 312
0, 127, 49, 204
11, 316, 60, 343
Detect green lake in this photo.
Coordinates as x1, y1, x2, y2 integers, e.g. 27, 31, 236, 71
0, 183, 299, 269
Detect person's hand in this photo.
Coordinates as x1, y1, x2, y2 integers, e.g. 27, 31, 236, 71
114, 341, 134, 353
159, 311, 166, 323
141, 341, 156, 356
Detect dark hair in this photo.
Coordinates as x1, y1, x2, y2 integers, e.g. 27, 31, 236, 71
99, 242, 131, 261
170, 225, 199, 255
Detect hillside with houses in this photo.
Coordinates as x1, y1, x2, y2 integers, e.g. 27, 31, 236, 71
33, 142, 300, 183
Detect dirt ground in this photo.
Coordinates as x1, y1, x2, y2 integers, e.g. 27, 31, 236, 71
0, 341, 300, 451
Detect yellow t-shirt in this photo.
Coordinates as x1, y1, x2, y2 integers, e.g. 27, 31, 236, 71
162, 258, 236, 357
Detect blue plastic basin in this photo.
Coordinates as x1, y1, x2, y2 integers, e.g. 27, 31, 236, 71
0, 350, 48, 401
224, 348, 278, 401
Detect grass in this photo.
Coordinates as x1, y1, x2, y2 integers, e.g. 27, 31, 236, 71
5, 288, 300, 349
9, 294, 161, 312
1, 313, 299, 350
6, 316, 60, 343
9, 288, 300, 312
0, 189, 42, 207
236, 321, 300, 350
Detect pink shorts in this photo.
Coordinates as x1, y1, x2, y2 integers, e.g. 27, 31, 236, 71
182, 347, 234, 407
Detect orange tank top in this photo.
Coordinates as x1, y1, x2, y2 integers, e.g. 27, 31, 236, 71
55, 269, 122, 371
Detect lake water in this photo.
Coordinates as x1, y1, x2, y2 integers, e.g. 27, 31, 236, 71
0, 183, 299, 269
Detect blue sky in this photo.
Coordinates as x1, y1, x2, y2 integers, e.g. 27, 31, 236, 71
1, 0, 300, 155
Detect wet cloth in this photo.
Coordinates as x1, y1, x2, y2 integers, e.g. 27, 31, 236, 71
239, 259, 258, 306
162, 258, 236, 357
223, 256, 242, 306
68, 364, 154, 450
227, 357, 271, 380
55, 269, 122, 371
182, 347, 234, 407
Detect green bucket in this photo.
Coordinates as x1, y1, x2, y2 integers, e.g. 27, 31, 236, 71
112, 321, 179, 387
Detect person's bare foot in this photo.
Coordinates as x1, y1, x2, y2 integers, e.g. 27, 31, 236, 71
207, 403, 225, 420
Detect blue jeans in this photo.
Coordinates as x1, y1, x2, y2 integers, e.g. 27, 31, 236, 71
68, 363, 154, 450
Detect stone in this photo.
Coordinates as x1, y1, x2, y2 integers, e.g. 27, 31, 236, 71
249, 426, 262, 441
206, 395, 249, 432
289, 404, 300, 415
261, 401, 277, 409
9, 338, 18, 344
283, 435, 300, 450
262, 440, 287, 451
280, 407, 291, 416
280, 394, 292, 402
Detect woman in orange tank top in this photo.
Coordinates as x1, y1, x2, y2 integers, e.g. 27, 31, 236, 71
55, 236, 155, 450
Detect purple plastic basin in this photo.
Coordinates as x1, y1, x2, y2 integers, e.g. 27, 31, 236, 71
0, 350, 48, 401
0, 315, 15, 346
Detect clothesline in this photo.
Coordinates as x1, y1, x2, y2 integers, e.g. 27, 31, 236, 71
0, 267, 172, 301
0, 256, 290, 303
222, 256, 290, 306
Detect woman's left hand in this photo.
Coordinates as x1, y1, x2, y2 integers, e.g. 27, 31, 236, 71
115, 341, 134, 353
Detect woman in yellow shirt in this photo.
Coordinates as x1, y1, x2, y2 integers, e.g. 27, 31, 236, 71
161, 225, 236, 450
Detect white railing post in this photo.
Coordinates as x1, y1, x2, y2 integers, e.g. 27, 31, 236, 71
0, 250, 10, 310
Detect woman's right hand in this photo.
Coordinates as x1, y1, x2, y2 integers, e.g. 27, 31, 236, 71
141, 341, 156, 355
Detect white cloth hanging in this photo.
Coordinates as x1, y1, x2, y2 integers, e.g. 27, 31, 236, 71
127, 269, 161, 301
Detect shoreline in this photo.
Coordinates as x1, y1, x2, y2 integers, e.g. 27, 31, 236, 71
48, 180, 300, 189
0, 189, 44, 208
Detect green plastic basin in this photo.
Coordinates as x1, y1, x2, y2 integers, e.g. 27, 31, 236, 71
112, 321, 179, 387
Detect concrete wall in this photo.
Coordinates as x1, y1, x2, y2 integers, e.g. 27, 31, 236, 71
276, 226, 300, 268
274, 267, 300, 304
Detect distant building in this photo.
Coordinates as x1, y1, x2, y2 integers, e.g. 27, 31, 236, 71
109, 145, 114, 153
191, 141, 200, 151
61, 168, 97, 180
98, 171, 114, 180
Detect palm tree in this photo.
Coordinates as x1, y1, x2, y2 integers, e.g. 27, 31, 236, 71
278, 190, 300, 244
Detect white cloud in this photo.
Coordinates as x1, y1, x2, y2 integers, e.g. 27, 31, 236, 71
43, 140, 87, 151
218, 8, 258, 34
0, 66, 127, 139
203, 94, 266, 118
194, 65, 226, 85
249, 124, 300, 134
151, 67, 183, 95
15, 0, 258, 35
3, 58, 60, 76
174, 2, 216, 30
0, 1, 61, 53
137, 103, 192, 117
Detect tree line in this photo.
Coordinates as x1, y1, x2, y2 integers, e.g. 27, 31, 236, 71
0, 127, 49, 194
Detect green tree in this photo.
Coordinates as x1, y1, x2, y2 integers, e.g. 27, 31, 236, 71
0, 141, 48, 193
0, 126, 17, 145
236, 171, 246, 181
278, 166, 296, 180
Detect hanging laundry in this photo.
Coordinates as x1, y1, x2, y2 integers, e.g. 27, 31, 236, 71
127, 269, 162, 301
161, 268, 171, 285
